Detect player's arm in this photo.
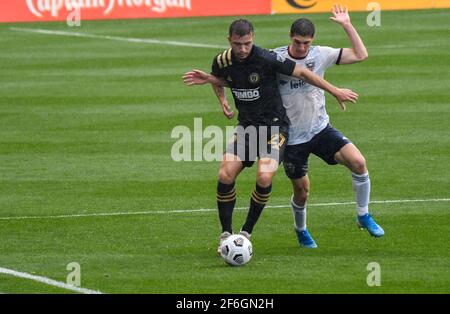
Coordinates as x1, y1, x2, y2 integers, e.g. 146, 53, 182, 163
211, 83, 234, 119
291, 65, 358, 111
269, 49, 358, 110
182, 69, 234, 119
182, 69, 228, 87
330, 4, 368, 64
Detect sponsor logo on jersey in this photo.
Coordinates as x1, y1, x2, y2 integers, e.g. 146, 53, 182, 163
290, 80, 306, 89
279, 78, 306, 90
231, 88, 260, 101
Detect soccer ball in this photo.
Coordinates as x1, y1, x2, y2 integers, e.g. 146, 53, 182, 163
220, 234, 253, 266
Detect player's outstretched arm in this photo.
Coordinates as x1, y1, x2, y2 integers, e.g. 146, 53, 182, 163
330, 4, 368, 64
182, 69, 233, 119
292, 65, 358, 111
182, 69, 228, 87
211, 83, 234, 119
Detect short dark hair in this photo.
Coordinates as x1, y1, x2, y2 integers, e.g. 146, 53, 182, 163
229, 19, 254, 37
290, 18, 315, 37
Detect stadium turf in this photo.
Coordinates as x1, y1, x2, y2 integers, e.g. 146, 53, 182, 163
0, 9, 449, 293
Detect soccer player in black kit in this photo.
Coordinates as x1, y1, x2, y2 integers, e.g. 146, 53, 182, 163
183, 19, 358, 254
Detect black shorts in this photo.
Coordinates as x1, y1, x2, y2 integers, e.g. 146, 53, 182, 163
283, 124, 351, 179
226, 124, 288, 168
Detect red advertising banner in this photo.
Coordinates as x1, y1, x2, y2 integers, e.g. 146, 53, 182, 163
0, 0, 272, 23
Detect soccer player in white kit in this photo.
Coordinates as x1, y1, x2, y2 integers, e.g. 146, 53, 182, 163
274, 5, 384, 248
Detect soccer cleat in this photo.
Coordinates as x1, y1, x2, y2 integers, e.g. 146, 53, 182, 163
238, 230, 251, 241
357, 213, 385, 238
295, 228, 318, 248
217, 231, 231, 256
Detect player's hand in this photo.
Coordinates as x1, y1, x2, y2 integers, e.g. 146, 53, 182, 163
333, 88, 358, 111
182, 69, 211, 86
329, 4, 351, 26
221, 101, 234, 119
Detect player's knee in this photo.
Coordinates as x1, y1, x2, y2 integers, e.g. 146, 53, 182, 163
301, 186, 310, 200
218, 167, 237, 184
294, 184, 309, 202
351, 156, 367, 174
256, 172, 274, 187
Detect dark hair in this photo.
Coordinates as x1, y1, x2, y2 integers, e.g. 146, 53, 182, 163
290, 18, 315, 37
229, 19, 254, 37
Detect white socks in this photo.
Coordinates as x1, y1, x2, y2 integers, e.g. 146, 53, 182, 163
291, 196, 306, 231
290, 172, 370, 229
352, 172, 370, 216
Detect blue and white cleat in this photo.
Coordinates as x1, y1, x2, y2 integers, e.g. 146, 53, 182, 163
295, 228, 318, 248
357, 214, 385, 238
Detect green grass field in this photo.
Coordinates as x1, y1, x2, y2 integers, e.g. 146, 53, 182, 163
0, 9, 449, 294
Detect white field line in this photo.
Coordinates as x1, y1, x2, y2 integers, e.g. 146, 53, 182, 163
9, 27, 227, 49
9, 27, 448, 50
0, 267, 103, 294
0, 198, 449, 221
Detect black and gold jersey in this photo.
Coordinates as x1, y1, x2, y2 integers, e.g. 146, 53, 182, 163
211, 45, 296, 128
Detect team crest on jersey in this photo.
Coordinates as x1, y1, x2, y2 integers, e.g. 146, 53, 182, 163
305, 60, 315, 71
248, 73, 260, 85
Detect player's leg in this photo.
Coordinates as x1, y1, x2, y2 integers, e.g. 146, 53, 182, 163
216, 154, 244, 254
334, 142, 367, 174
217, 128, 253, 254
290, 175, 317, 248
292, 174, 310, 206
240, 128, 287, 236
284, 141, 317, 248
291, 176, 309, 231
334, 143, 384, 237
217, 154, 244, 233
240, 157, 278, 236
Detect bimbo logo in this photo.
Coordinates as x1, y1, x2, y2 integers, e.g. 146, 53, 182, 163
25, 0, 192, 18
231, 88, 260, 101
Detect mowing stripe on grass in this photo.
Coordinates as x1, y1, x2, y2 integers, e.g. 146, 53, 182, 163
0, 198, 448, 221
0, 267, 103, 294
8, 27, 448, 51
9, 27, 228, 49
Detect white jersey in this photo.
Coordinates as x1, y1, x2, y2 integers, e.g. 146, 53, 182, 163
273, 45, 342, 145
